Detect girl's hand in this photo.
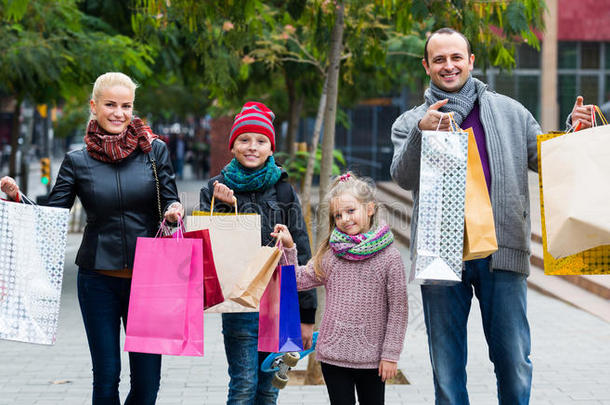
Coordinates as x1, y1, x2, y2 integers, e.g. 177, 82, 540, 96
213, 181, 235, 205
271, 224, 294, 248
378, 360, 397, 382
0, 176, 20, 200
164, 202, 184, 223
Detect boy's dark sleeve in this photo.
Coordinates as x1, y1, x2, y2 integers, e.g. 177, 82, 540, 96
199, 180, 213, 211
286, 186, 317, 324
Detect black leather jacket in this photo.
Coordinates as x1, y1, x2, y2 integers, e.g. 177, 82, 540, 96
47, 140, 179, 270
200, 172, 317, 323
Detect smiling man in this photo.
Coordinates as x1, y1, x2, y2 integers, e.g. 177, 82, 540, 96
390, 28, 584, 405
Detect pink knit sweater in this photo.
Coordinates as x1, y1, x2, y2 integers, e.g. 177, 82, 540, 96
282, 244, 408, 369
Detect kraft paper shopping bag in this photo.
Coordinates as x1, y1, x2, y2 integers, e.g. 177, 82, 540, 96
462, 127, 498, 261
187, 197, 262, 313
229, 246, 282, 309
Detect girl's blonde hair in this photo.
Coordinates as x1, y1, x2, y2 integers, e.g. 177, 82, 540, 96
312, 172, 378, 279
89, 72, 138, 122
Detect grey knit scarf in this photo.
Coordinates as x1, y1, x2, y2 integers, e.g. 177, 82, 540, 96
424, 76, 478, 126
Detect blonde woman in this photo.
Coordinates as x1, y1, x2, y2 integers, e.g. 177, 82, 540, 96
1, 72, 183, 404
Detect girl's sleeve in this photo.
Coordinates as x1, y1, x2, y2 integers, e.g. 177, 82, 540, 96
381, 249, 409, 363
281, 245, 325, 291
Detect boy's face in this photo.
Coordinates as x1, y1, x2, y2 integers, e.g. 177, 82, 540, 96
231, 132, 273, 170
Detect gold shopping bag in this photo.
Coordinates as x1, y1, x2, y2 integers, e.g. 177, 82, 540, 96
538, 109, 610, 274
462, 128, 498, 261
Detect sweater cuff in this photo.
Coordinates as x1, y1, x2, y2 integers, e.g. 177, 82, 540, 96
280, 245, 298, 266
299, 308, 316, 324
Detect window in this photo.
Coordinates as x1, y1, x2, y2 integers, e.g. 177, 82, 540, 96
581, 42, 600, 69
518, 45, 540, 69
559, 75, 577, 128
558, 42, 577, 69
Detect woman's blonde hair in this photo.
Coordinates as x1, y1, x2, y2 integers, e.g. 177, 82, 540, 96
312, 172, 378, 279
89, 72, 138, 122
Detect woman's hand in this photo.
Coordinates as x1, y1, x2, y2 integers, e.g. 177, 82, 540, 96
164, 202, 184, 223
213, 181, 235, 204
378, 360, 397, 382
0, 176, 20, 201
271, 224, 294, 248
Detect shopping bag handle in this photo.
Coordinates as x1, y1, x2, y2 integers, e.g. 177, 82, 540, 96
19, 193, 36, 205
210, 195, 238, 216
155, 219, 174, 238
592, 105, 608, 127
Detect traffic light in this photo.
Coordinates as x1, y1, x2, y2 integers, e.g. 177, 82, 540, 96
40, 157, 50, 185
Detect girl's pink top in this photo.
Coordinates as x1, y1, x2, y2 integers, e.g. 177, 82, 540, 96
282, 244, 408, 369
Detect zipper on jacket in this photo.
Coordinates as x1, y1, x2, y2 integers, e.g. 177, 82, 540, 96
116, 166, 129, 268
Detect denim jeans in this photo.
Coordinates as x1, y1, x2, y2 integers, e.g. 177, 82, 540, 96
222, 312, 279, 405
77, 269, 161, 405
420, 258, 532, 405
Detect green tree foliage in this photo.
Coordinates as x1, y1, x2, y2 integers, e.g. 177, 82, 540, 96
0, 0, 154, 177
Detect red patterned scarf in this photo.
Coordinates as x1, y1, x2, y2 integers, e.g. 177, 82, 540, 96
84, 118, 158, 162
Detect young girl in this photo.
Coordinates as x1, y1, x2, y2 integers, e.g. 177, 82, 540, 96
272, 172, 408, 405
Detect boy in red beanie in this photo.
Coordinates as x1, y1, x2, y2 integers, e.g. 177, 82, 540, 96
200, 101, 317, 404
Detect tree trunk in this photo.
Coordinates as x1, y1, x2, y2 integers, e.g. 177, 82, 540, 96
305, 3, 345, 386
316, 3, 344, 244
301, 76, 328, 251
9, 98, 21, 179
284, 74, 303, 159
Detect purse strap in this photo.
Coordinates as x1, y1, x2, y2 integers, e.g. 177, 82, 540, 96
148, 148, 162, 224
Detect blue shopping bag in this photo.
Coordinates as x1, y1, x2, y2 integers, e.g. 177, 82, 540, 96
258, 265, 303, 352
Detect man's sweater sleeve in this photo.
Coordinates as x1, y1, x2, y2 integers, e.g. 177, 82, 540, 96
390, 106, 427, 191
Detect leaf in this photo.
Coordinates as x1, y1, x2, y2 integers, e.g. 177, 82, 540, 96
505, 1, 529, 34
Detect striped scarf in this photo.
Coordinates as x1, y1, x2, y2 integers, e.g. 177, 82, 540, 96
221, 156, 282, 192
329, 224, 394, 261
84, 117, 158, 163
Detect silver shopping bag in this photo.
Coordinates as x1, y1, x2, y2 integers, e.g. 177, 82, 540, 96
0, 200, 69, 344
410, 128, 468, 285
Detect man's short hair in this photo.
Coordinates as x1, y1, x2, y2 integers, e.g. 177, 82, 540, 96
423, 28, 472, 64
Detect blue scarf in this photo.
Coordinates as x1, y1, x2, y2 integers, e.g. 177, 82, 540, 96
221, 156, 282, 192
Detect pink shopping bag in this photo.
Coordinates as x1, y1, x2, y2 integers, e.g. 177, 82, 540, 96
124, 233, 204, 356
258, 265, 303, 352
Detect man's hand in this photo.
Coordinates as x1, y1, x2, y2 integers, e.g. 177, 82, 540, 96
418, 99, 452, 131
213, 181, 235, 204
378, 360, 397, 382
0, 176, 20, 200
301, 323, 314, 350
571, 96, 594, 130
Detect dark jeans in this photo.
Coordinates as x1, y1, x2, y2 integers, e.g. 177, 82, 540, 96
222, 312, 278, 404
320, 362, 385, 405
421, 257, 532, 405
77, 269, 161, 405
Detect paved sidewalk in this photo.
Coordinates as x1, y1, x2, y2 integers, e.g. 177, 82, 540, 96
1, 178, 609, 404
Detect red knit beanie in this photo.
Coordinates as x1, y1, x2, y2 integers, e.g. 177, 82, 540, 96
228, 102, 276, 151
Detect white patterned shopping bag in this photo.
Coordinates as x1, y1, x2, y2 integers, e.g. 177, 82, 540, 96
410, 127, 468, 285
0, 199, 69, 344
